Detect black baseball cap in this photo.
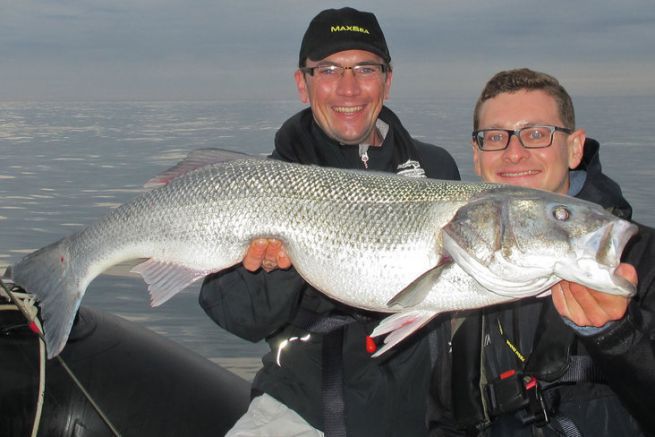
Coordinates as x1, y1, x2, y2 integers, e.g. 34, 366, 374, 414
298, 7, 391, 67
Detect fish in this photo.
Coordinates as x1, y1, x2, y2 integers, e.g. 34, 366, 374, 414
9, 149, 638, 358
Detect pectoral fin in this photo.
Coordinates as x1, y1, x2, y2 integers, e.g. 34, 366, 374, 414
386, 264, 450, 309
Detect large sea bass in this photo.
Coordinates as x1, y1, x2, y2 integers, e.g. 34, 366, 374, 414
10, 149, 637, 358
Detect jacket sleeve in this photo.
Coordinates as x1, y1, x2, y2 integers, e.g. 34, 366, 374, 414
580, 223, 655, 433
199, 266, 306, 342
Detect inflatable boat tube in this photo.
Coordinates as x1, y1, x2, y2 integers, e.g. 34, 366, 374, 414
0, 304, 251, 436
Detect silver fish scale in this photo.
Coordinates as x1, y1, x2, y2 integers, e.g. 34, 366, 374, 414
164, 159, 494, 309
62, 158, 504, 313
74, 158, 486, 310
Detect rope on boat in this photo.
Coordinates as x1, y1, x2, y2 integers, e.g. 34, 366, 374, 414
0, 285, 45, 437
0, 275, 123, 437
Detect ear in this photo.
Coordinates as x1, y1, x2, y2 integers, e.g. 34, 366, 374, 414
472, 141, 482, 177
567, 128, 585, 169
294, 69, 309, 104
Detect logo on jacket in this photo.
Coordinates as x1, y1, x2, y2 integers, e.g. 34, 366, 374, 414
397, 159, 425, 178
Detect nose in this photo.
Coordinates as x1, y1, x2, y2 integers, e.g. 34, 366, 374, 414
335, 68, 361, 96
503, 133, 529, 163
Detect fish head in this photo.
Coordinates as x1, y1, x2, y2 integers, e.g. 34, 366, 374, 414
442, 187, 638, 298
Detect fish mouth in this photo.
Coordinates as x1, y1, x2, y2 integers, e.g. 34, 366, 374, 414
595, 220, 638, 267
600, 220, 638, 297
562, 219, 639, 297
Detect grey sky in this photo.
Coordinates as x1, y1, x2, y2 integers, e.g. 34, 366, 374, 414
2, 0, 654, 101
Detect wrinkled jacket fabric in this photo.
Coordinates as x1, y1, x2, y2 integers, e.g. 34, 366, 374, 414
200, 106, 460, 436
428, 139, 655, 437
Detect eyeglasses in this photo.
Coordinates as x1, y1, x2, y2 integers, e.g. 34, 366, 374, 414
299, 63, 388, 81
473, 125, 573, 151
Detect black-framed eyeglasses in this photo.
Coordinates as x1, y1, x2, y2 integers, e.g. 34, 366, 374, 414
472, 125, 573, 151
299, 63, 388, 81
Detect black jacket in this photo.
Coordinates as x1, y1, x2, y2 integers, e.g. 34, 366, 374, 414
200, 106, 460, 436
427, 139, 655, 437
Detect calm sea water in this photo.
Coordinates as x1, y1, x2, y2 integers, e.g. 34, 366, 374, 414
0, 97, 653, 361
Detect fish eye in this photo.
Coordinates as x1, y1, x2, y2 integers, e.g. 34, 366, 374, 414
552, 205, 570, 221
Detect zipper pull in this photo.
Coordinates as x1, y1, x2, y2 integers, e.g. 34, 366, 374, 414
359, 144, 369, 169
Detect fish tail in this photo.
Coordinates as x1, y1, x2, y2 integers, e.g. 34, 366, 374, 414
11, 237, 85, 358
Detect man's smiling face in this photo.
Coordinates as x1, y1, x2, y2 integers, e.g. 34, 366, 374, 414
295, 49, 392, 145
473, 89, 585, 194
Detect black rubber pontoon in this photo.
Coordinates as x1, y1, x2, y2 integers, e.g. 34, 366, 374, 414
1, 303, 251, 436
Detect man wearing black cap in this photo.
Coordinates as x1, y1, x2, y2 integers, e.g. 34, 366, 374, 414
200, 7, 460, 436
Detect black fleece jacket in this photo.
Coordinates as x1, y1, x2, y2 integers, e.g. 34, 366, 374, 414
427, 138, 655, 437
200, 106, 460, 436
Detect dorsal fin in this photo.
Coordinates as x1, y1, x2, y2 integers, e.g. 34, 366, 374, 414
144, 147, 266, 188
